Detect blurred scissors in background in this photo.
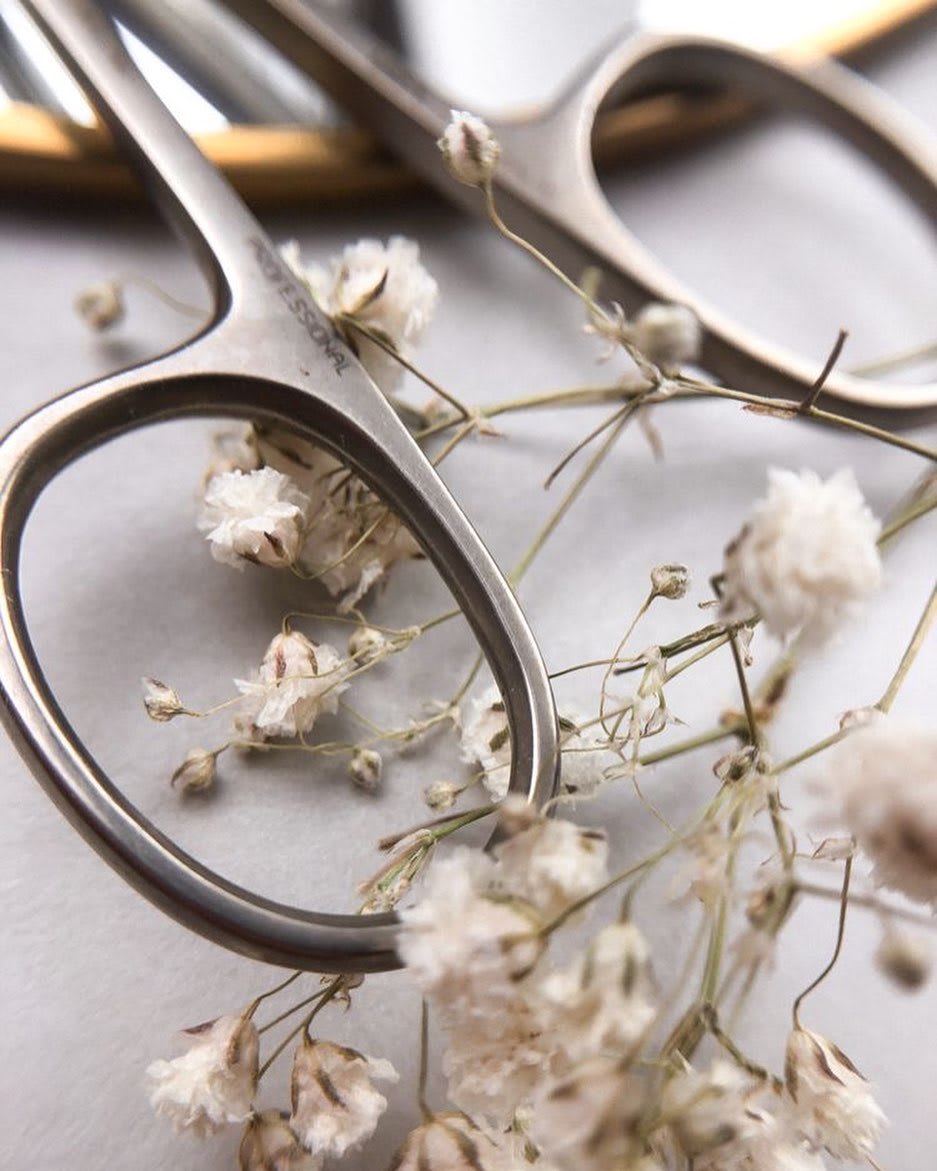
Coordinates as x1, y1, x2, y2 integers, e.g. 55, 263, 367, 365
0, 0, 935, 977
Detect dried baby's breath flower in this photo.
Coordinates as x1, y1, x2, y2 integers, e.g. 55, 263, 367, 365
438, 110, 501, 187
347, 624, 387, 663
348, 747, 382, 792
253, 429, 420, 608
146, 1014, 259, 1138
662, 1059, 762, 1159
284, 236, 438, 392
784, 1026, 886, 1160
650, 562, 690, 600
460, 684, 511, 798
874, 925, 931, 991
629, 302, 700, 369
399, 849, 544, 1015
423, 779, 460, 812
389, 1112, 504, 1171
239, 1110, 319, 1170
495, 806, 609, 920
75, 279, 124, 330
143, 677, 187, 722
810, 836, 855, 862
236, 631, 350, 740
290, 1038, 397, 1158
537, 921, 655, 1062
530, 1056, 647, 1171
200, 467, 309, 570
720, 468, 881, 645
817, 718, 937, 906
171, 748, 218, 794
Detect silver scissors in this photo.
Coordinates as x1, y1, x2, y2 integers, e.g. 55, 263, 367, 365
1, 0, 935, 977
0, 0, 559, 974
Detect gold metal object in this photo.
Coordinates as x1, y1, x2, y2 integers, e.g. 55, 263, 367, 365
1, 0, 934, 205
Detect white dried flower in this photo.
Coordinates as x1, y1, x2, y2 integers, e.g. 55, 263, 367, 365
348, 625, 387, 663
399, 849, 543, 1018
285, 236, 438, 391
438, 110, 501, 186
537, 922, 655, 1063
239, 1110, 321, 1170
720, 468, 881, 645
143, 677, 187, 721
200, 467, 309, 570
253, 429, 420, 607
817, 719, 937, 905
236, 631, 349, 739
650, 562, 690, 600
171, 747, 218, 794
784, 1026, 886, 1160
495, 810, 608, 920
146, 1014, 259, 1138
629, 302, 700, 368
423, 779, 460, 812
662, 1060, 761, 1158
74, 279, 124, 330
530, 1057, 647, 1171
389, 1112, 505, 1171
460, 685, 512, 798
348, 747, 382, 792
290, 1038, 397, 1158
874, 925, 931, 990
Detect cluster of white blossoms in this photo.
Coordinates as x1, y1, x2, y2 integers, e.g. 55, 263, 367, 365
460, 684, 619, 801
235, 629, 351, 741
283, 235, 438, 393
818, 717, 937, 906
720, 467, 882, 645
147, 1015, 398, 1165
390, 800, 892, 1171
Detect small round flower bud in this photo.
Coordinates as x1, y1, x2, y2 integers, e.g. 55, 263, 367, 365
348, 625, 387, 663
171, 748, 218, 794
239, 1109, 318, 1170
875, 927, 931, 991
438, 110, 500, 187
348, 748, 382, 792
142, 677, 187, 721
630, 302, 700, 368
423, 780, 459, 812
650, 563, 689, 600
74, 279, 124, 331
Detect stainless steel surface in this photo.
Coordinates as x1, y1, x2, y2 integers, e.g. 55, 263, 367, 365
225, 0, 937, 412
0, 0, 560, 972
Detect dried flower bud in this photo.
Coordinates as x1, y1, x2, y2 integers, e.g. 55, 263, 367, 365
390, 1113, 503, 1171
650, 563, 689, 600
784, 1026, 886, 1160
630, 302, 700, 368
290, 1038, 397, 1158
348, 748, 382, 792
239, 1110, 318, 1170
496, 792, 539, 837
712, 744, 758, 783
424, 780, 459, 812
838, 705, 881, 731
143, 677, 187, 721
348, 625, 387, 663
171, 748, 218, 794
438, 110, 500, 186
875, 926, 931, 991
74, 279, 124, 331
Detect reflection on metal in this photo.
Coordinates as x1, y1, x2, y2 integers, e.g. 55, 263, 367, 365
0, 0, 934, 203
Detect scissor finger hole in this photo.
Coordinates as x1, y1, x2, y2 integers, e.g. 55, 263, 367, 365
586, 37, 937, 393
19, 414, 499, 916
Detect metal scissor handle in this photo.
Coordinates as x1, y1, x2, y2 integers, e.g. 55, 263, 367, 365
225, 0, 937, 413
0, 0, 559, 973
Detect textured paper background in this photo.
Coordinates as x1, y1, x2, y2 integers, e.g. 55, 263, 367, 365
1, 14, 936, 1169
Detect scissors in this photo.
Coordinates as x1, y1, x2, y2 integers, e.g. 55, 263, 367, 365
0, 1, 935, 977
